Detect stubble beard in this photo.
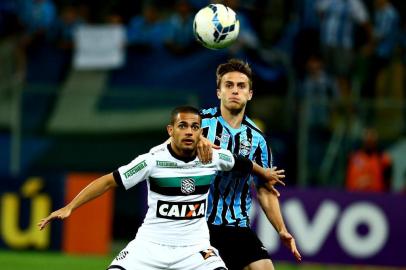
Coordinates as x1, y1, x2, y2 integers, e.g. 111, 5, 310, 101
226, 102, 246, 116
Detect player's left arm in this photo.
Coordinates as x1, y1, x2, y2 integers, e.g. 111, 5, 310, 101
255, 137, 302, 261
257, 186, 301, 262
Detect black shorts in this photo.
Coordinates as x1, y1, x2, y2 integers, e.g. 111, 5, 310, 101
208, 224, 270, 270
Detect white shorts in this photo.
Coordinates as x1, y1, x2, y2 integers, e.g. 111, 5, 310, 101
107, 237, 227, 270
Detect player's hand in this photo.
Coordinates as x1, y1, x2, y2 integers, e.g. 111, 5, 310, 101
262, 167, 285, 197
266, 166, 285, 186
38, 206, 72, 230
197, 136, 220, 164
279, 230, 302, 262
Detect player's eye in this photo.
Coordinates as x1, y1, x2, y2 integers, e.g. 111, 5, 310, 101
238, 83, 246, 89
178, 124, 186, 129
191, 125, 200, 130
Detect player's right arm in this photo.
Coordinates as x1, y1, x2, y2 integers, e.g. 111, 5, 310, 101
38, 173, 117, 230
212, 149, 285, 186
38, 153, 153, 230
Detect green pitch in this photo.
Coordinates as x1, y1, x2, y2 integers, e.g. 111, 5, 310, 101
0, 250, 114, 270
0, 250, 396, 270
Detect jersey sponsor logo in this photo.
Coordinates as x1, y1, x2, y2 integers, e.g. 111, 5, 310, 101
156, 160, 206, 169
180, 160, 205, 169
156, 160, 178, 168
218, 153, 232, 162
157, 199, 206, 220
181, 178, 195, 194
239, 139, 252, 156
124, 160, 147, 179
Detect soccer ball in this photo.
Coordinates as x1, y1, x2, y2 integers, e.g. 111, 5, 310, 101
193, 4, 240, 50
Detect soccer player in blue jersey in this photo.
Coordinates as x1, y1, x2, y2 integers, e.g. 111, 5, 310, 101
198, 59, 301, 270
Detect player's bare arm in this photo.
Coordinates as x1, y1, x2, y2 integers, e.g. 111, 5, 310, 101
38, 173, 117, 230
197, 135, 220, 164
265, 166, 286, 197
257, 187, 302, 262
252, 164, 285, 187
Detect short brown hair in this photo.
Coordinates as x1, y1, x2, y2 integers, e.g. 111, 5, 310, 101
216, 59, 253, 89
170, 106, 201, 125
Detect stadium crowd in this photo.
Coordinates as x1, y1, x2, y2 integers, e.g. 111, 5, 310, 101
0, 0, 405, 192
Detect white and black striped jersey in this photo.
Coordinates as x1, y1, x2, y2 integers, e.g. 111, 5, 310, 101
113, 145, 236, 246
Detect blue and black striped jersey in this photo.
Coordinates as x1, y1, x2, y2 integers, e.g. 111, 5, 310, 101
200, 107, 273, 227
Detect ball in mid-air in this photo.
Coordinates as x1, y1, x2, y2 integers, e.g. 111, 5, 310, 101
193, 4, 240, 50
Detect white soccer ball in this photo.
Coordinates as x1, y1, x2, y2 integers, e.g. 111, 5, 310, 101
193, 4, 240, 50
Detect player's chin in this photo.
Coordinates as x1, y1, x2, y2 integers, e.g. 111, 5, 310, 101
181, 143, 196, 150
227, 101, 244, 109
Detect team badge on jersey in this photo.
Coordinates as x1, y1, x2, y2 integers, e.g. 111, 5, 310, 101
239, 139, 252, 156
181, 178, 195, 194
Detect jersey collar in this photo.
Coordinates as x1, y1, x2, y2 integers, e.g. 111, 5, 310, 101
167, 144, 197, 163
216, 106, 248, 135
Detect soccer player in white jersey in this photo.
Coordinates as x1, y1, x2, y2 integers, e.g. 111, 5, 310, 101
38, 106, 285, 270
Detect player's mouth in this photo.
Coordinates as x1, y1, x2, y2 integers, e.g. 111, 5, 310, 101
182, 139, 195, 145
228, 98, 240, 103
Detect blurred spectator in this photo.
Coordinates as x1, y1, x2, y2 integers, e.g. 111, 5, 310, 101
387, 134, 406, 193
316, 0, 371, 98
345, 128, 392, 192
363, 0, 400, 98
165, 0, 198, 55
299, 54, 339, 186
289, 0, 321, 78
0, 11, 26, 93
52, 5, 85, 50
296, 0, 320, 31
19, 0, 57, 46
221, 0, 260, 56
126, 2, 169, 51
372, 0, 399, 64
0, 0, 19, 33
299, 54, 339, 128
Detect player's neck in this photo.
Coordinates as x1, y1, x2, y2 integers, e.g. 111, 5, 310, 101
220, 105, 245, 129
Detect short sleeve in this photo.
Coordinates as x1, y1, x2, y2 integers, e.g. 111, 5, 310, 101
115, 153, 152, 190
252, 137, 273, 186
149, 142, 169, 154
212, 149, 235, 171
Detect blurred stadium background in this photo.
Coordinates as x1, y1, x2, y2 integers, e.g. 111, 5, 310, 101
0, 0, 405, 269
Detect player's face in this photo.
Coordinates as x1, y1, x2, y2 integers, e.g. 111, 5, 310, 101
217, 71, 253, 112
167, 112, 202, 156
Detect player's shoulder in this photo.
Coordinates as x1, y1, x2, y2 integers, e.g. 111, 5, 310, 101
200, 106, 221, 119
132, 152, 155, 164
149, 142, 169, 155
133, 145, 168, 165
243, 116, 265, 136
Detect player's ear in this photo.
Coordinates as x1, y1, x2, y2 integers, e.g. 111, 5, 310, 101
216, 88, 221, 99
248, 89, 253, 101
167, 125, 173, 136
